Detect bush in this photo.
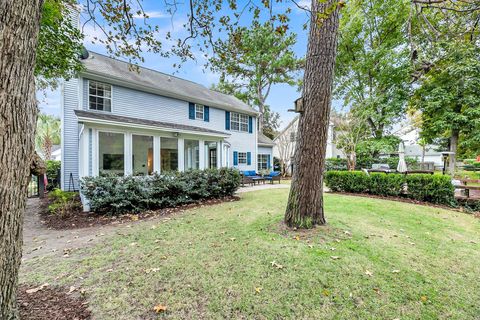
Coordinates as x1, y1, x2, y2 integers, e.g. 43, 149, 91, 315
325, 171, 455, 206
325, 158, 348, 171
325, 157, 419, 171
46, 160, 61, 190
48, 189, 81, 217
81, 168, 241, 215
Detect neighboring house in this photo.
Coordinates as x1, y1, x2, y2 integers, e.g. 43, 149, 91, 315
51, 145, 61, 161
273, 116, 343, 175
61, 51, 270, 192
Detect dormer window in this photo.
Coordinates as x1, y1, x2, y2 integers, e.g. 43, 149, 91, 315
195, 104, 204, 120
89, 80, 112, 112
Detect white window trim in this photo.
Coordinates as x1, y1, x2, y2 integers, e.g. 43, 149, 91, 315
88, 80, 113, 112
96, 130, 126, 176
195, 104, 204, 120
230, 112, 249, 133
257, 153, 269, 171
238, 152, 247, 164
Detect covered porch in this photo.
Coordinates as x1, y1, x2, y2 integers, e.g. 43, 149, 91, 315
75, 110, 230, 178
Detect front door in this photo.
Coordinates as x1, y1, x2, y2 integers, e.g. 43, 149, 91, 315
209, 148, 217, 168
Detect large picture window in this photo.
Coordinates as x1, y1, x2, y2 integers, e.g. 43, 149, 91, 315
258, 154, 269, 171
184, 139, 200, 170
89, 80, 112, 111
160, 137, 178, 172
99, 132, 124, 175
231, 113, 249, 132
132, 135, 153, 175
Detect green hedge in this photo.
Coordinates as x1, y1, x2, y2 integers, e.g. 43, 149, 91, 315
46, 160, 61, 190
81, 168, 241, 215
325, 157, 419, 171
325, 171, 455, 205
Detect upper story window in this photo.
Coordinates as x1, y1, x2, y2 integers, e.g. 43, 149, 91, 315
195, 104, 204, 120
89, 81, 112, 112
231, 112, 249, 132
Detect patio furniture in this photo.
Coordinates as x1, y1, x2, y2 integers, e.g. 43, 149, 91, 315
240, 170, 262, 186
456, 179, 480, 199
264, 171, 281, 184
252, 176, 265, 185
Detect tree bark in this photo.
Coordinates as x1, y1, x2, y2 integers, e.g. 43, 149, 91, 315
449, 129, 459, 175
0, 1, 42, 318
284, 0, 341, 228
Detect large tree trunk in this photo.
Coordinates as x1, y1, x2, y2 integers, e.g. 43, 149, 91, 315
0, 1, 42, 318
449, 129, 459, 175
284, 0, 341, 228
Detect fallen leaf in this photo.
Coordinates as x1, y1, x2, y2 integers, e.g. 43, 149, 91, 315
308, 244, 313, 248
365, 270, 373, 277
270, 260, 284, 269
392, 269, 400, 273
26, 283, 49, 294
330, 256, 340, 260
321, 289, 330, 296
294, 236, 300, 241
67, 286, 76, 295
420, 296, 428, 302
145, 268, 160, 274
229, 237, 236, 241
255, 287, 262, 294
344, 230, 351, 236
153, 304, 167, 313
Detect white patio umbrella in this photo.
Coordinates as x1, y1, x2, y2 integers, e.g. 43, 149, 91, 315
397, 141, 408, 173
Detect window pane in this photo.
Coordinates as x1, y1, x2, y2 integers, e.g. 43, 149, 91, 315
104, 99, 111, 112
184, 139, 199, 170
160, 137, 178, 172
238, 152, 247, 164
89, 81, 112, 112
132, 135, 153, 176
99, 132, 124, 175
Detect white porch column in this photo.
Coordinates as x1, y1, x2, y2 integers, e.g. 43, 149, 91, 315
153, 136, 161, 173
178, 138, 185, 171
199, 140, 205, 169
124, 132, 133, 175
78, 125, 89, 179
92, 129, 99, 176
216, 141, 222, 168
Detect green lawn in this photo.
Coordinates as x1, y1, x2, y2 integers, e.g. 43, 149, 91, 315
21, 189, 480, 319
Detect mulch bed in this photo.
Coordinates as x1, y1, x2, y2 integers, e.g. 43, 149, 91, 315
327, 191, 480, 215
18, 284, 91, 320
39, 196, 240, 230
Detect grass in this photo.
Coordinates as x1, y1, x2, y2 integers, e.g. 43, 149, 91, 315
20, 189, 480, 319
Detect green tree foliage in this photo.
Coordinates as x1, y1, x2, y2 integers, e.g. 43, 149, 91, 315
35, 113, 61, 160
209, 22, 303, 134
411, 42, 480, 160
36, 0, 84, 88
335, 0, 411, 138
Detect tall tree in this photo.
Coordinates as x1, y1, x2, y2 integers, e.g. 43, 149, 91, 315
410, 0, 480, 173
335, 0, 411, 138
210, 22, 303, 134
284, 0, 342, 228
36, 113, 61, 160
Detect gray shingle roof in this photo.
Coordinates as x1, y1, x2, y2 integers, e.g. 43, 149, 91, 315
81, 52, 257, 115
74, 110, 230, 136
258, 133, 275, 146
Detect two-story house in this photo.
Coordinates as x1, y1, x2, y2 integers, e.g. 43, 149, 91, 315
61, 51, 273, 192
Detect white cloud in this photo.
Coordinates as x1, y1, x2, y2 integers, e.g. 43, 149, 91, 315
133, 11, 168, 19
296, 0, 310, 10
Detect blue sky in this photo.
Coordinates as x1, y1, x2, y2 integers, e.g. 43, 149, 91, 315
38, 0, 315, 129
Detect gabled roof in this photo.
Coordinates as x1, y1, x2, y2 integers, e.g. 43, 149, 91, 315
75, 110, 230, 137
80, 52, 257, 115
258, 133, 275, 147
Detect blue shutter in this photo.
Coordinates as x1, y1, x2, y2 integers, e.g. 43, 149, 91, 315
204, 106, 209, 122
233, 151, 238, 166
248, 116, 253, 133
189, 102, 195, 119
267, 154, 271, 169
225, 111, 230, 130
247, 152, 252, 165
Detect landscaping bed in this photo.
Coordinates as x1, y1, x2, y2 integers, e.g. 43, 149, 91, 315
18, 284, 91, 320
39, 195, 239, 230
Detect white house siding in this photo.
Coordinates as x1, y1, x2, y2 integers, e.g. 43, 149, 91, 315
61, 78, 82, 191
61, 77, 258, 191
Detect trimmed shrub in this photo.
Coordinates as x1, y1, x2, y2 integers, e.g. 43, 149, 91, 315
48, 189, 82, 217
46, 160, 61, 190
80, 168, 241, 215
325, 171, 455, 206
